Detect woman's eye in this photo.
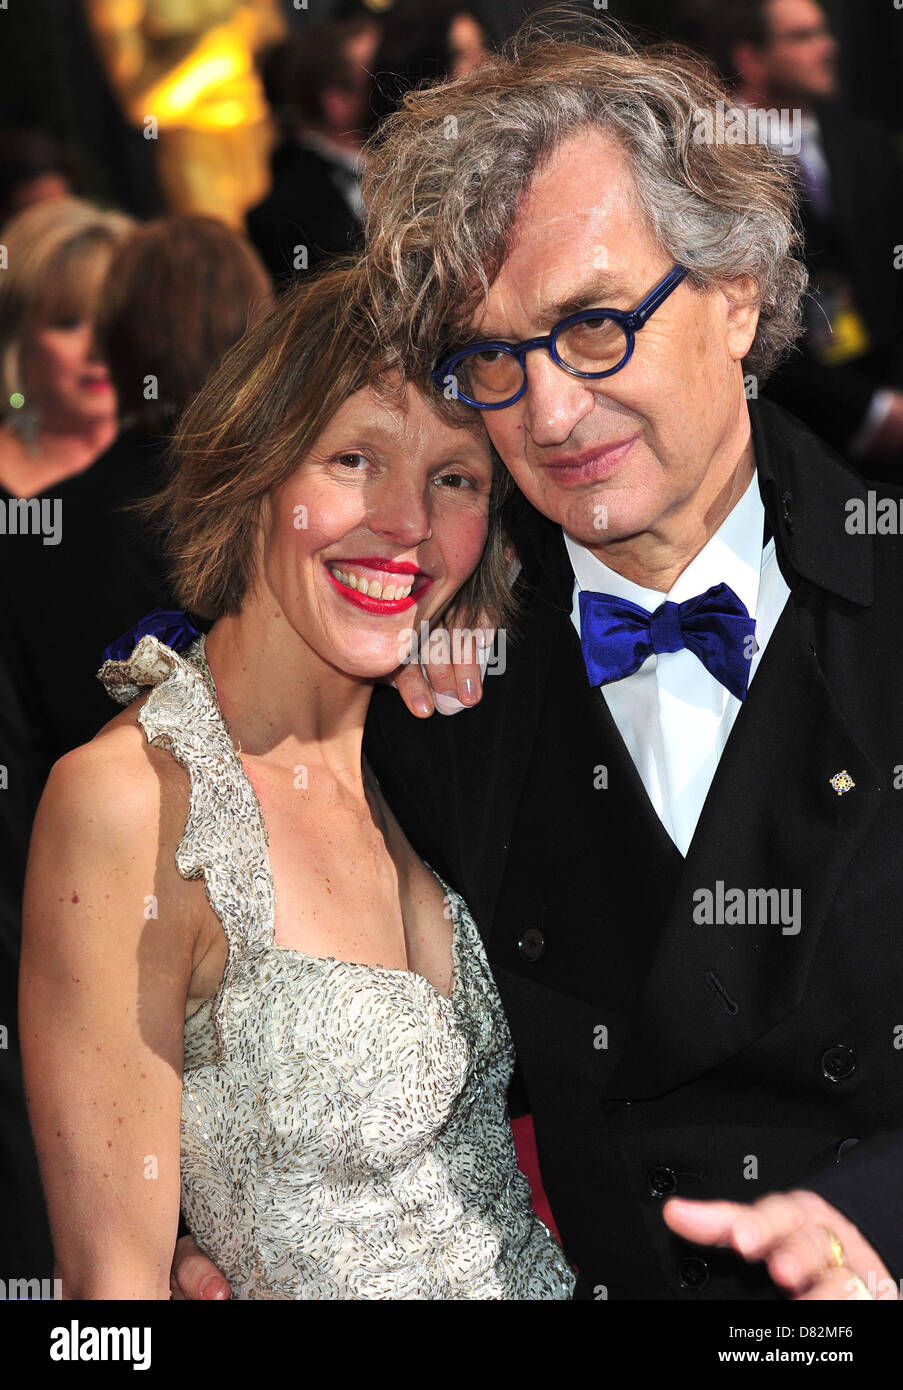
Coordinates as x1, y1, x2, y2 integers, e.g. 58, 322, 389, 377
335, 453, 369, 470
435, 472, 473, 490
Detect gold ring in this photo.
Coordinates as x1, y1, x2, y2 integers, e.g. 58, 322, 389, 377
846, 1273, 874, 1300
824, 1229, 845, 1268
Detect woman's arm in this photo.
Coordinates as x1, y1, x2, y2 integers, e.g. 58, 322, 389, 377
19, 730, 194, 1299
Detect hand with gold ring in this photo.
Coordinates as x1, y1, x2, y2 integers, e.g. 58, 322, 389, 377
824, 1228, 845, 1270
662, 1190, 896, 1299
821, 1228, 875, 1299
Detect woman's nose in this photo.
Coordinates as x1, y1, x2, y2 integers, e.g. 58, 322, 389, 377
367, 476, 433, 547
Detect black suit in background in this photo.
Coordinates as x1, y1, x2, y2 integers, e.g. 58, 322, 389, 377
365, 396, 903, 1299
0, 655, 52, 1277
765, 101, 903, 476
1, 429, 174, 772
0, 427, 178, 923
0, 428, 176, 1273
245, 138, 363, 284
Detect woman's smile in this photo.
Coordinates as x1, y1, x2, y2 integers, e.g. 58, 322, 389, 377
324, 556, 433, 613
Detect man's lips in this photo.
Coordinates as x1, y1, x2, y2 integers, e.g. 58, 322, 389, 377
325, 557, 433, 614
541, 433, 641, 485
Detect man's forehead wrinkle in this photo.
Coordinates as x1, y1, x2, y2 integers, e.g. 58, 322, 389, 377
468, 264, 635, 340
469, 275, 531, 338
463, 150, 647, 342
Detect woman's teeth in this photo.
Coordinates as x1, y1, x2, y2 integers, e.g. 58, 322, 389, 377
328, 565, 414, 600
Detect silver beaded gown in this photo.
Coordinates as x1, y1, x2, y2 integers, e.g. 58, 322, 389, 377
99, 632, 576, 1300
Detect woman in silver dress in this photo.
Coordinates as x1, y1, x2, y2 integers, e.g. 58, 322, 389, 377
19, 264, 575, 1300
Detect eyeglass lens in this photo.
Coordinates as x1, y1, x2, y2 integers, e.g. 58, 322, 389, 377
457, 315, 630, 403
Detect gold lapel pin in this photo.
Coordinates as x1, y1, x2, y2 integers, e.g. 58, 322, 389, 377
829, 770, 855, 796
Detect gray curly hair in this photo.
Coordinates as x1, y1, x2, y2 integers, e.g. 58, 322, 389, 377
362, 8, 807, 384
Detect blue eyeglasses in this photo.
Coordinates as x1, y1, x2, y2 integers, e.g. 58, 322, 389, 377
432, 264, 688, 410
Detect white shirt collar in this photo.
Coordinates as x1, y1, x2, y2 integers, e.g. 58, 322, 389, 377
297, 130, 363, 176
562, 470, 767, 619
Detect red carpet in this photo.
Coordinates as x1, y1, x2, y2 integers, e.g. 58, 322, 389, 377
511, 1113, 562, 1244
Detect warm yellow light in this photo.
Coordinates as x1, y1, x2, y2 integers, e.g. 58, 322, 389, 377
131, 29, 262, 130
163, 49, 245, 117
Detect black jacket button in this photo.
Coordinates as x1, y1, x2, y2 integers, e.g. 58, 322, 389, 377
781, 490, 793, 532
679, 1257, 710, 1290
647, 1164, 678, 1198
836, 1137, 860, 1160
518, 926, 545, 961
821, 1045, 856, 1082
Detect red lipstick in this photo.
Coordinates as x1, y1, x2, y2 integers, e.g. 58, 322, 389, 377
324, 557, 433, 615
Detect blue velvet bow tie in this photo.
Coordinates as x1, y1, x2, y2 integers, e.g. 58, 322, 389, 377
578, 582, 756, 702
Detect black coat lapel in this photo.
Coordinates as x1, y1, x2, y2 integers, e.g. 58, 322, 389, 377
491, 499, 684, 994
506, 493, 680, 873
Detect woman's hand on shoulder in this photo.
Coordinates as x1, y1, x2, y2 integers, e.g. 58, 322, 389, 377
19, 722, 193, 1299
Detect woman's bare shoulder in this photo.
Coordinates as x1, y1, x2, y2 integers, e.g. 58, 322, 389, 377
25, 692, 200, 964
41, 692, 188, 836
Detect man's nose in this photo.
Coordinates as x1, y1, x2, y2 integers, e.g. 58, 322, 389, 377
522, 349, 595, 447
367, 475, 433, 547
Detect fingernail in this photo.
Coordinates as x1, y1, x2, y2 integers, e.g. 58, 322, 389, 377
461, 679, 477, 702
734, 1223, 758, 1255
439, 691, 457, 702
200, 1274, 229, 1300
413, 694, 433, 717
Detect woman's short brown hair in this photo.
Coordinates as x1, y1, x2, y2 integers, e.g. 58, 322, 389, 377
149, 261, 515, 627
94, 215, 273, 432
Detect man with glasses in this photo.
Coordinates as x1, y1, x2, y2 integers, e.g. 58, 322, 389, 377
173, 17, 903, 1302
433, 265, 689, 410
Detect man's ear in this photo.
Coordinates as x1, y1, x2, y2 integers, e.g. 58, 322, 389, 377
320, 86, 359, 134
721, 275, 761, 362
732, 41, 769, 93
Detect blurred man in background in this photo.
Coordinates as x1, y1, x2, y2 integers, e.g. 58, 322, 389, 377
245, 17, 378, 282
695, 0, 903, 481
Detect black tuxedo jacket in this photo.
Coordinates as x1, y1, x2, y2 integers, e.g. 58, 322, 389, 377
245, 139, 362, 284
365, 397, 903, 1299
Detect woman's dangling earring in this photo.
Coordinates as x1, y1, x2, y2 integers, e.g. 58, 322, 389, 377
8, 394, 41, 453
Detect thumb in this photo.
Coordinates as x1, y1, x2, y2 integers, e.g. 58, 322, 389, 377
171, 1235, 231, 1300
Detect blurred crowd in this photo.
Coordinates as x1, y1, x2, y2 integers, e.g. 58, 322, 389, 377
2, 0, 903, 1278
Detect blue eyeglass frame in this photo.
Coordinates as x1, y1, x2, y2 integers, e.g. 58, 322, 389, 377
431, 263, 689, 410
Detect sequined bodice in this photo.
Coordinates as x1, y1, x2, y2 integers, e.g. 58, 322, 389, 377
99, 634, 575, 1300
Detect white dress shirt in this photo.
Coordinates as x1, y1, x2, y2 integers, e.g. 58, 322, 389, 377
564, 473, 791, 855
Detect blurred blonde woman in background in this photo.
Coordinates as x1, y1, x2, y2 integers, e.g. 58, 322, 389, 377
0, 197, 132, 500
